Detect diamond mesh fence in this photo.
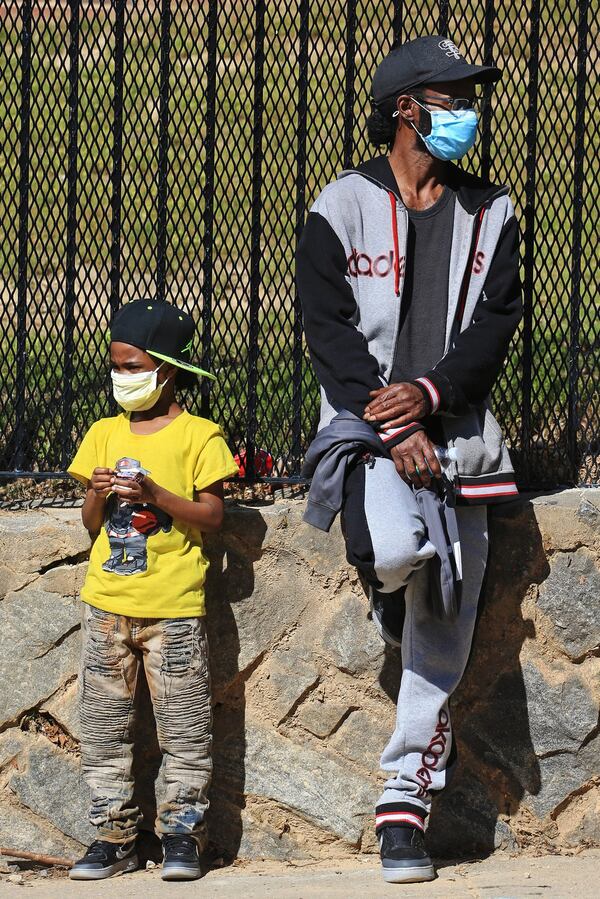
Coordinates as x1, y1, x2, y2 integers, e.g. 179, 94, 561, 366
0, 1, 597, 486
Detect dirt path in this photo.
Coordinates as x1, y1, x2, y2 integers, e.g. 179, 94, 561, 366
2, 851, 599, 898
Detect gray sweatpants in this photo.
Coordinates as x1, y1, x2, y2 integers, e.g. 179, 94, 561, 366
341, 456, 488, 827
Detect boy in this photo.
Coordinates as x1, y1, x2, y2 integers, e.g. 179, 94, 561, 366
67, 300, 239, 880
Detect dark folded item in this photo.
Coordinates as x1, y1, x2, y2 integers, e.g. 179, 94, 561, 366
413, 479, 462, 619
302, 411, 388, 532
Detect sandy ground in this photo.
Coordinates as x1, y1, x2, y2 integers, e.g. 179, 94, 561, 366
1, 851, 600, 898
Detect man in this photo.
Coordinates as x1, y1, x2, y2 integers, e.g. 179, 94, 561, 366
296, 36, 521, 884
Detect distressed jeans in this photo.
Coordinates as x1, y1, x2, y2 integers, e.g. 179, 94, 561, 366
79, 603, 212, 845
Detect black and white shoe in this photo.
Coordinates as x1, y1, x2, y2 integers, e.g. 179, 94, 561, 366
379, 825, 435, 883
161, 834, 201, 881
369, 586, 406, 648
69, 839, 138, 880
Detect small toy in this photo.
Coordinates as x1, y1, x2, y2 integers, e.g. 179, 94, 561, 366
114, 456, 151, 481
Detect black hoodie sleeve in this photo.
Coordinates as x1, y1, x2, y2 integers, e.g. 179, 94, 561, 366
417, 214, 522, 414
297, 211, 424, 446
296, 211, 381, 416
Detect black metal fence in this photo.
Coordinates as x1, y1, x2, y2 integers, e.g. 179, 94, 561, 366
0, 1, 597, 486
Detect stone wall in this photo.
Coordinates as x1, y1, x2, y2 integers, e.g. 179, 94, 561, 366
0, 491, 598, 862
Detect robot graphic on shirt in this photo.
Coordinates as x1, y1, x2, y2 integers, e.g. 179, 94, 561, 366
102, 457, 172, 576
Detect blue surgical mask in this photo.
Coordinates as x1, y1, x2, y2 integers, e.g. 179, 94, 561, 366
410, 99, 479, 161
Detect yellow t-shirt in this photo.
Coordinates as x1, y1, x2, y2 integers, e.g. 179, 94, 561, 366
67, 411, 238, 618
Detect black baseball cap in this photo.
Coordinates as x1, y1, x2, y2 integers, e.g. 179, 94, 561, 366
371, 35, 501, 106
110, 299, 216, 380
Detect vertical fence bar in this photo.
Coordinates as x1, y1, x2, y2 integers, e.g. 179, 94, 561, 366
438, 0, 449, 35
520, 0, 540, 485
392, 1, 403, 47
200, 0, 218, 419
110, 0, 126, 320
342, 0, 357, 169
480, 0, 495, 182
156, 0, 172, 303
291, 0, 309, 475
2, 0, 596, 490
245, 0, 265, 481
14, 0, 33, 471
61, 0, 80, 469
567, 0, 589, 484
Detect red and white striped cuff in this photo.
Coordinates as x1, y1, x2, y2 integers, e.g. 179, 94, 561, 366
380, 422, 419, 444
456, 480, 519, 500
415, 376, 441, 413
375, 811, 425, 831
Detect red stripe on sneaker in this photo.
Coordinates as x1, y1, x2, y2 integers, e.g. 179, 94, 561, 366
415, 377, 440, 413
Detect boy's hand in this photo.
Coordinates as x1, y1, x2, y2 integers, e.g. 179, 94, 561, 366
112, 473, 159, 505
90, 467, 114, 497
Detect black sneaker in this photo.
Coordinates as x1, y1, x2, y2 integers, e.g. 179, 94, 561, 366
161, 834, 201, 881
69, 839, 138, 880
369, 586, 406, 648
379, 825, 435, 883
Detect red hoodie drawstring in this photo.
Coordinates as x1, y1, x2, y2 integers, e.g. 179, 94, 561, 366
455, 206, 486, 328
388, 191, 400, 297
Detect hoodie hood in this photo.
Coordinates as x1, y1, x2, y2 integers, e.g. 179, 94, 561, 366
339, 156, 508, 215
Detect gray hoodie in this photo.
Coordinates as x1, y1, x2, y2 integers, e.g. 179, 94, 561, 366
297, 157, 523, 504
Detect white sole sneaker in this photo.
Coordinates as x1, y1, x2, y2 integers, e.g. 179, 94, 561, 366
382, 861, 436, 883
161, 864, 201, 881
69, 855, 138, 880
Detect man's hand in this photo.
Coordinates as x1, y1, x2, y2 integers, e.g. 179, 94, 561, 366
390, 431, 442, 488
112, 473, 159, 506
364, 382, 428, 428
90, 467, 114, 498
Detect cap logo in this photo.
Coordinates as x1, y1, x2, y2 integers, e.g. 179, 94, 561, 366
438, 39, 461, 60
181, 338, 193, 356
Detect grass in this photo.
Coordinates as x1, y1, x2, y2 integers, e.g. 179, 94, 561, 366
0, 0, 597, 483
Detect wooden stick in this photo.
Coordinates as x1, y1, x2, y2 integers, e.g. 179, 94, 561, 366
0, 846, 73, 868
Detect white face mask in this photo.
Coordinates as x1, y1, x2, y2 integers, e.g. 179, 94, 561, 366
111, 363, 169, 412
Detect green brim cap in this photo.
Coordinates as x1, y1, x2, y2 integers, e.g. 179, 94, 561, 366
111, 300, 217, 380
150, 350, 217, 381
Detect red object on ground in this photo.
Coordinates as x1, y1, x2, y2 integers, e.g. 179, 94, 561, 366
234, 449, 274, 478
